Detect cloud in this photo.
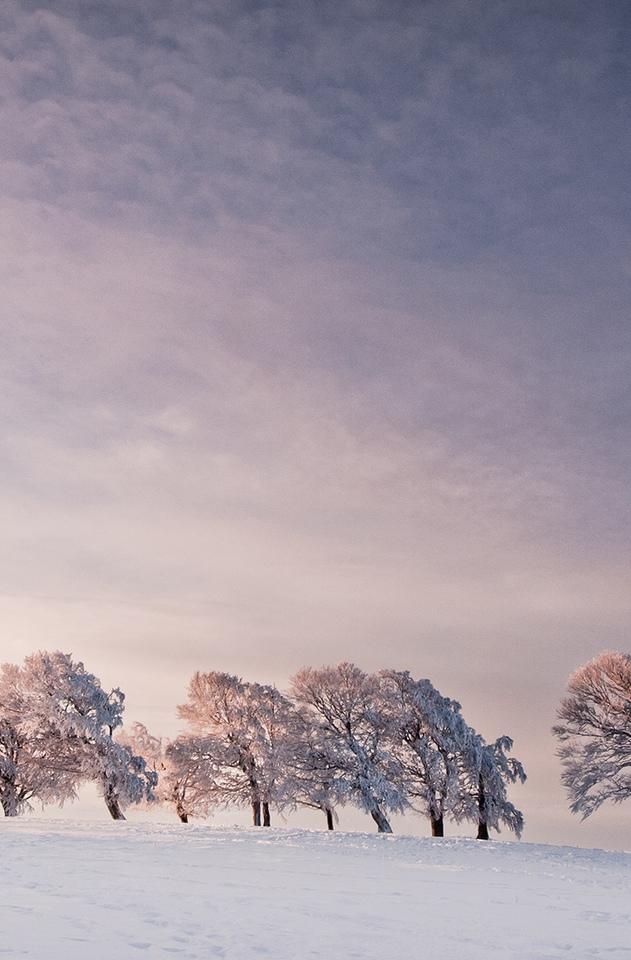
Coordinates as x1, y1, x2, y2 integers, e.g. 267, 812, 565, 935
1, 0, 630, 846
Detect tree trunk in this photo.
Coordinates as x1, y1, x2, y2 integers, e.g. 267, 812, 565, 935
252, 800, 261, 826
477, 773, 489, 839
477, 820, 489, 840
430, 814, 444, 837
370, 806, 393, 833
178, 810, 189, 824
1, 785, 19, 817
325, 806, 334, 831
1, 797, 19, 817
105, 794, 127, 821
262, 801, 271, 827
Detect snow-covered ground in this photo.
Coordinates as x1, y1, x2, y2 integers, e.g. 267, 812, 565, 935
2, 821, 630, 959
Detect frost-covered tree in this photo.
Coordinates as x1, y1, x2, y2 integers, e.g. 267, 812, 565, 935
120, 722, 219, 823
164, 735, 220, 822
285, 707, 348, 830
553, 651, 631, 818
291, 662, 407, 833
457, 734, 526, 839
178, 672, 294, 826
246, 682, 296, 826
117, 722, 163, 788
378, 670, 472, 837
0, 696, 76, 817
0, 652, 155, 819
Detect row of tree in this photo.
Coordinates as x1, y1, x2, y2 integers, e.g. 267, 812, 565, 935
0, 652, 527, 838
3, 649, 627, 834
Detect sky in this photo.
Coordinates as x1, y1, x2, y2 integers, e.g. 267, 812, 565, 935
2, 0, 631, 847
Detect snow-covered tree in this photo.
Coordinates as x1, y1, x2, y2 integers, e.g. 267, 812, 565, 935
164, 735, 220, 822
120, 722, 219, 823
553, 650, 631, 818
117, 722, 164, 786
290, 662, 407, 833
0, 667, 77, 816
178, 672, 295, 825
284, 707, 348, 830
246, 682, 296, 826
378, 670, 472, 836
0, 652, 155, 819
457, 733, 526, 839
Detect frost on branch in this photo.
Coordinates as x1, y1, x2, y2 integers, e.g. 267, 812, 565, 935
246, 682, 297, 825
290, 662, 407, 833
456, 733, 526, 839
178, 671, 295, 825
2, 650, 530, 835
0, 667, 76, 817
284, 706, 348, 830
553, 650, 631, 818
120, 722, 220, 822
378, 670, 473, 836
0, 651, 156, 819
164, 735, 220, 822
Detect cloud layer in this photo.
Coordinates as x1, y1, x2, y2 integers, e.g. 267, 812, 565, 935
2, 0, 631, 845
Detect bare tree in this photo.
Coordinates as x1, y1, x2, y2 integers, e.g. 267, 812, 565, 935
553, 650, 631, 819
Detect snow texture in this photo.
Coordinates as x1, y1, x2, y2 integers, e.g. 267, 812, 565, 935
2, 820, 629, 959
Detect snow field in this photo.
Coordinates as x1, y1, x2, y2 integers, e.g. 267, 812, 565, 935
2, 821, 630, 959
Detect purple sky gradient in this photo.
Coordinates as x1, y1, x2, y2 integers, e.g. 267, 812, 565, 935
2, 0, 631, 846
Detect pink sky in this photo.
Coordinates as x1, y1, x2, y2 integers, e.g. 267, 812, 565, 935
3, 0, 631, 847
